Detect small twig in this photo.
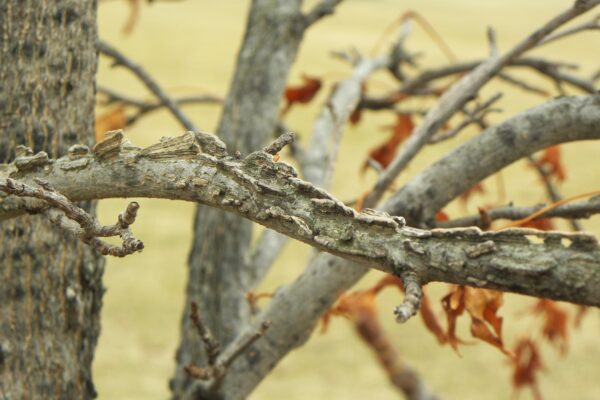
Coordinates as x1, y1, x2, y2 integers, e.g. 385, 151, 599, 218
487, 26, 498, 57
274, 122, 306, 165
189, 302, 220, 366
429, 93, 503, 143
218, 321, 271, 371
394, 273, 423, 323
437, 199, 600, 229
0, 178, 143, 257
330, 47, 363, 66
496, 72, 550, 96
185, 318, 271, 387
98, 41, 199, 131
365, 158, 385, 175
263, 132, 295, 155
537, 13, 600, 46
97, 86, 222, 126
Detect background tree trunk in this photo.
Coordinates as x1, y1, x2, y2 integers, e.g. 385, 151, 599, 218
0, 1, 102, 398
170, 1, 306, 398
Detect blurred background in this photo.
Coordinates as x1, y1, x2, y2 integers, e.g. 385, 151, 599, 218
95, 1, 600, 399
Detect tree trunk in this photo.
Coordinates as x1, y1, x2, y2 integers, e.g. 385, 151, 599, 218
170, 1, 305, 398
0, 1, 102, 398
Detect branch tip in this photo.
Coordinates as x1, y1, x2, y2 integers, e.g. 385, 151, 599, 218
394, 274, 423, 323
263, 132, 295, 155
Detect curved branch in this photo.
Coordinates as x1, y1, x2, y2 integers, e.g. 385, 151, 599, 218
385, 95, 600, 223
0, 113, 599, 307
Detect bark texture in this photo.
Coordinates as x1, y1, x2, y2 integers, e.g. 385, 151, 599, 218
171, 1, 306, 398
0, 1, 102, 399
214, 94, 600, 398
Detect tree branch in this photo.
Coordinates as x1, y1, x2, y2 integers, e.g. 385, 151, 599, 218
97, 86, 221, 127
214, 94, 600, 397
437, 199, 600, 229
0, 100, 599, 308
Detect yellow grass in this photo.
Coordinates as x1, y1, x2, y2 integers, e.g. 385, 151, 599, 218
95, 1, 600, 399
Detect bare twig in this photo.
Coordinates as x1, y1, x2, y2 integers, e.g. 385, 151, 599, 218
184, 317, 270, 388
394, 274, 423, 323
98, 41, 199, 131
263, 132, 295, 155
429, 92, 502, 143
0, 177, 143, 257
487, 26, 498, 57
497, 72, 550, 96
437, 199, 600, 229
538, 13, 600, 46
97, 86, 221, 126
189, 302, 220, 366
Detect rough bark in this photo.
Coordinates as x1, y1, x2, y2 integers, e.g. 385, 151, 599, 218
213, 94, 600, 398
171, 1, 307, 398
246, 53, 390, 291
0, 1, 103, 399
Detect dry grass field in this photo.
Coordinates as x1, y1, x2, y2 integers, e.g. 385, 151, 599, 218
94, 1, 600, 399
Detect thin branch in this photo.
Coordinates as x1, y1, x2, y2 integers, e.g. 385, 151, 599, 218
98, 41, 199, 131
361, 57, 592, 109
487, 26, 498, 57
429, 92, 502, 144
537, 13, 600, 46
437, 199, 600, 229
496, 72, 550, 97
189, 302, 220, 366
184, 319, 270, 389
218, 321, 271, 371
97, 86, 221, 126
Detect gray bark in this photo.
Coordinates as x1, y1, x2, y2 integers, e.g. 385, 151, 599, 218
0, 1, 103, 399
215, 94, 600, 398
171, 1, 307, 398
246, 53, 390, 291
